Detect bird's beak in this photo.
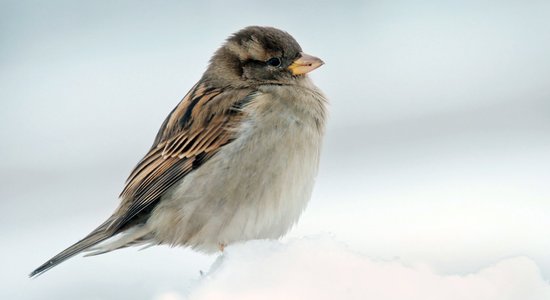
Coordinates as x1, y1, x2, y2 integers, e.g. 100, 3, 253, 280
288, 52, 324, 75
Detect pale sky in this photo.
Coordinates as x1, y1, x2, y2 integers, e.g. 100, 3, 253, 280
1, 1, 549, 299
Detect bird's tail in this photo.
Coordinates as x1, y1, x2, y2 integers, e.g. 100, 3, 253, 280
29, 220, 114, 278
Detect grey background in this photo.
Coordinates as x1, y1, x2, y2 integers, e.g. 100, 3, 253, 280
1, 0, 549, 299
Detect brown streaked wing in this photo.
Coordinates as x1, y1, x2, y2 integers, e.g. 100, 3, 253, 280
110, 84, 255, 231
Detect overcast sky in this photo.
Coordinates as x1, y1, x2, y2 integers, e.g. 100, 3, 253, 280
1, 1, 549, 299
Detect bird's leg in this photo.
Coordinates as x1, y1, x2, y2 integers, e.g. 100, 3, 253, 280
199, 243, 226, 277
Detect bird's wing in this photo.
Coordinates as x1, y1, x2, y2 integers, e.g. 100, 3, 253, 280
110, 82, 256, 231
29, 83, 255, 277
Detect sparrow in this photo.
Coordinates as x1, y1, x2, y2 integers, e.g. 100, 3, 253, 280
30, 26, 327, 277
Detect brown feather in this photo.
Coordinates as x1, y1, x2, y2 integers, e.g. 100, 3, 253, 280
29, 26, 315, 278
29, 84, 255, 278
111, 84, 254, 231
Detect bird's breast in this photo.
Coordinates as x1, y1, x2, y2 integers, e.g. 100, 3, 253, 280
150, 85, 327, 252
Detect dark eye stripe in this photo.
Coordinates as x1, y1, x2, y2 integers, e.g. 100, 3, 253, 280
242, 59, 265, 67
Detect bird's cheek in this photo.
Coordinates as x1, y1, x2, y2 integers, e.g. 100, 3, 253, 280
243, 67, 274, 81
241, 66, 255, 80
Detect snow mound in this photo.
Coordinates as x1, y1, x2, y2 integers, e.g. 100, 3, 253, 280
185, 237, 550, 300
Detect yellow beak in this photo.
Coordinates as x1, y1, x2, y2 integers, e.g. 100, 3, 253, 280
288, 52, 324, 75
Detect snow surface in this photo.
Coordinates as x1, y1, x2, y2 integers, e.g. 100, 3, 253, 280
3, 1, 550, 299
150, 237, 550, 300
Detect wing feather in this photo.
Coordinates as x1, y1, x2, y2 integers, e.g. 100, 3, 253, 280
111, 83, 255, 231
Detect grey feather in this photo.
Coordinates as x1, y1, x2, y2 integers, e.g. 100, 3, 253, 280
29, 221, 114, 278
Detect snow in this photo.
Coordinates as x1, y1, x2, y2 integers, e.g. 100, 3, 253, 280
2, 1, 550, 299
179, 237, 550, 300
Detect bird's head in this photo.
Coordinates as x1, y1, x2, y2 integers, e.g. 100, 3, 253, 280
203, 26, 324, 87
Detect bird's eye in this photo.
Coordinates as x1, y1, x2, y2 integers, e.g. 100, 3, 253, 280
266, 57, 281, 67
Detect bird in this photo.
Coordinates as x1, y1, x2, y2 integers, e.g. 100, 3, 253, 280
30, 26, 327, 277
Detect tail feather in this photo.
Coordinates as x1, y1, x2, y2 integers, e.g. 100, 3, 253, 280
29, 221, 114, 278
83, 225, 152, 257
